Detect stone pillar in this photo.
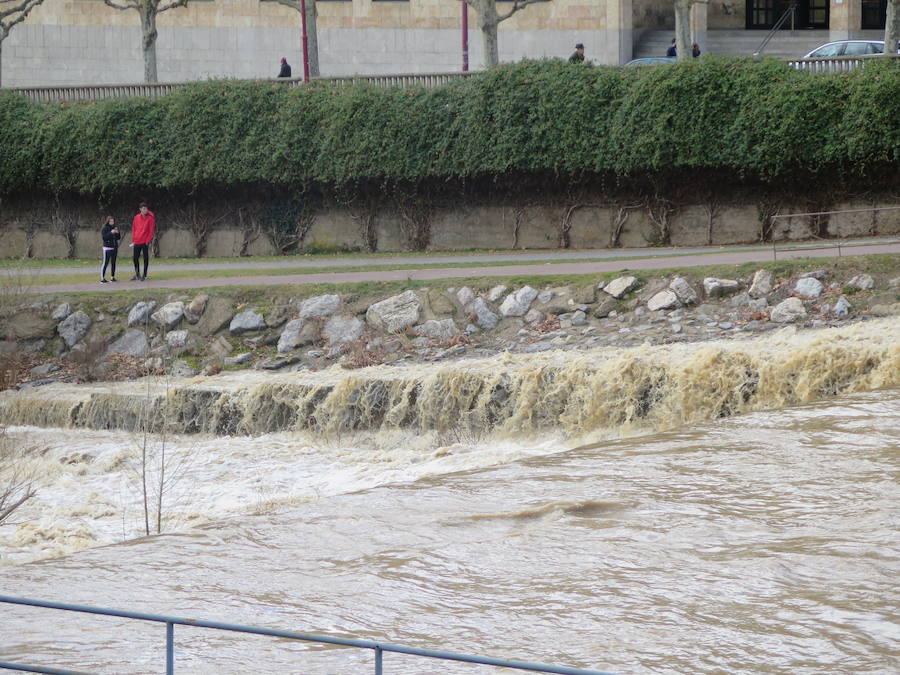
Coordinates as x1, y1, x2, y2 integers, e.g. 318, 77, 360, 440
610, 0, 634, 64
830, 0, 863, 40
690, 0, 708, 52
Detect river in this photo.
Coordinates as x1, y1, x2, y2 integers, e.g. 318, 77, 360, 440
0, 322, 898, 674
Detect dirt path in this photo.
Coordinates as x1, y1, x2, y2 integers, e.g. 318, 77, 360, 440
23, 241, 900, 294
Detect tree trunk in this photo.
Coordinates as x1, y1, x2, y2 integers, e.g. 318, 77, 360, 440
140, 5, 159, 83
886, 0, 900, 57
478, 2, 500, 68
0, 37, 4, 88
306, 0, 319, 77
674, 0, 692, 62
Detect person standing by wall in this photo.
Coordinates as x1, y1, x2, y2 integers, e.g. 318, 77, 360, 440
568, 43, 585, 63
100, 215, 120, 283
130, 203, 155, 281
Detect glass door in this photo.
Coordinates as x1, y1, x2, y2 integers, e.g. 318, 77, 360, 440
861, 0, 887, 29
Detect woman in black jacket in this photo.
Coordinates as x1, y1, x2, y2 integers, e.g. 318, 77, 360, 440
100, 215, 121, 283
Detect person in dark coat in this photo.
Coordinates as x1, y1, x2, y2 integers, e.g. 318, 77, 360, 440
278, 57, 292, 78
692, 43, 701, 58
568, 43, 585, 63
666, 39, 677, 57
100, 215, 121, 283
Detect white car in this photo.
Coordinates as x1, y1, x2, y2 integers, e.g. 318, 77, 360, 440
803, 40, 890, 58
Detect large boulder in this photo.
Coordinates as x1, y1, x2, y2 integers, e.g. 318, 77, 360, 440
487, 285, 508, 303
230, 309, 266, 335
770, 297, 807, 323
832, 296, 852, 317
669, 277, 698, 305
277, 318, 317, 353
193, 296, 234, 337
57, 311, 92, 348
151, 302, 184, 329
107, 329, 150, 357
703, 278, 741, 298
456, 287, 476, 307
165, 330, 190, 349
426, 288, 456, 316
603, 276, 638, 299
749, 270, 774, 298
366, 290, 421, 333
297, 294, 341, 320
5, 311, 56, 341
51, 303, 72, 321
127, 301, 157, 327
793, 277, 824, 298
183, 294, 209, 324
323, 315, 365, 345
467, 297, 499, 330
846, 274, 874, 291
415, 318, 459, 342
499, 286, 538, 317
647, 290, 679, 312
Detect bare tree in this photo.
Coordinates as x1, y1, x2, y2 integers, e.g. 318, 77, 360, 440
0, 0, 47, 87
463, 0, 546, 68
673, 0, 694, 62
269, 0, 319, 77
887, 0, 900, 58
102, 0, 192, 83
0, 428, 37, 526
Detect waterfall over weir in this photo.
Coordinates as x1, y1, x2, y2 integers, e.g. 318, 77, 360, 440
2, 319, 899, 441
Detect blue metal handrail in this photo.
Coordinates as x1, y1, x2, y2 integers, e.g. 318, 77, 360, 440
0, 595, 616, 675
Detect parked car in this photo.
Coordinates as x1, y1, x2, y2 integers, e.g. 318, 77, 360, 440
802, 40, 893, 58
625, 57, 676, 67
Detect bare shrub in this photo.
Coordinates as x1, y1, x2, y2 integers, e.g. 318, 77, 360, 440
340, 338, 386, 370
67, 334, 109, 383
0, 428, 37, 526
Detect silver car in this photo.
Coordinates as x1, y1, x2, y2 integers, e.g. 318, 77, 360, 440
803, 40, 888, 58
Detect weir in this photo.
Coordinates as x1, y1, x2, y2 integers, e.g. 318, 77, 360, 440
2, 320, 898, 440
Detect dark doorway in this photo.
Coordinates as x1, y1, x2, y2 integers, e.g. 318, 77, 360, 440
861, 0, 887, 29
747, 0, 829, 29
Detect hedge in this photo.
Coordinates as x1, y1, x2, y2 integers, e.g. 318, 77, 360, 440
1, 57, 898, 199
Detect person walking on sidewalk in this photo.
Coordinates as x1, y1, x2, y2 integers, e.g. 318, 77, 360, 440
100, 215, 121, 283
130, 202, 156, 281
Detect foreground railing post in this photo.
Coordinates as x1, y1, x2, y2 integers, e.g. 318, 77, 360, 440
166, 622, 174, 675
374, 645, 383, 675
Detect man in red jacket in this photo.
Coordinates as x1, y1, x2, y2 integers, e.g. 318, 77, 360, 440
130, 202, 156, 281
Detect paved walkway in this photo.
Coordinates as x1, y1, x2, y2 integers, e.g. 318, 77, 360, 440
18, 240, 900, 294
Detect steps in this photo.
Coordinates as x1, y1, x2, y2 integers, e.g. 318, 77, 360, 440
632, 29, 884, 60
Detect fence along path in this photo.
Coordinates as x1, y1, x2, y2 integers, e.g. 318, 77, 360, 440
11, 55, 899, 103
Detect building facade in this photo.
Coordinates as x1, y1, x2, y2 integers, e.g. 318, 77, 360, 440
1, 0, 891, 87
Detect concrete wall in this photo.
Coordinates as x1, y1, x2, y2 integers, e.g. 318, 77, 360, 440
2, 0, 633, 86
3, 198, 897, 259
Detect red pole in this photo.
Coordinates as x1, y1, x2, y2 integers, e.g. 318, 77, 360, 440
300, 0, 310, 82
461, 2, 469, 72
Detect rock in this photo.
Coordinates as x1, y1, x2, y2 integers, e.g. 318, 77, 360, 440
265, 306, 290, 329
770, 297, 807, 323
151, 302, 185, 329
833, 296, 852, 317
16, 377, 59, 390
230, 309, 266, 335
571, 310, 588, 326
410, 336, 430, 348
671, 323, 682, 333
465, 324, 480, 334
591, 296, 618, 319
192, 297, 234, 337
5, 311, 56, 341
456, 287, 476, 307
669, 277, 697, 305
51, 303, 72, 321
889, 277, 900, 289
499, 286, 538, 317
869, 302, 900, 317
170, 360, 199, 377
306, 349, 325, 359
574, 285, 596, 304
467, 297, 499, 330
703, 278, 740, 298
426, 288, 455, 316
537, 290, 553, 304
718, 322, 735, 330
524, 308, 544, 325
800, 269, 827, 280
261, 356, 301, 371
748, 298, 769, 312
277, 318, 306, 353
183, 294, 209, 324
297, 294, 341, 320
486, 285, 508, 303
57, 311, 92, 348
225, 352, 254, 367
749, 270, 774, 298
245, 334, 278, 347
521, 343, 553, 353
323, 315, 365, 345
107, 329, 150, 357
126, 301, 157, 327
847, 274, 875, 291
647, 290, 679, 312
165, 329, 190, 349
208, 334, 233, 358
603, 276, 638, 299
30, 362, 60, 377
415, 318, 459, 342
366, 290, 421, 333
794, 277, 824, 298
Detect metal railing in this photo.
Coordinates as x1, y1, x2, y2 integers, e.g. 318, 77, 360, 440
788, 52, 900, 72
0, 595, 615, 675
11, 71, 478, 104
766, 205, 900, 259
752, 3, 798, 56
